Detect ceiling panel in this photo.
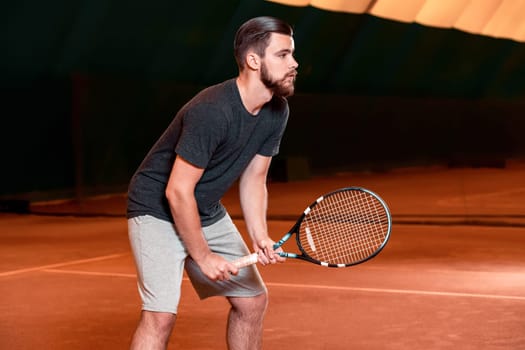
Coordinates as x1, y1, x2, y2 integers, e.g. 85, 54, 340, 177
267, 0, 525, 42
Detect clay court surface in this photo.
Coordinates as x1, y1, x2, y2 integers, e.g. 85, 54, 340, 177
1, 163, 524, 349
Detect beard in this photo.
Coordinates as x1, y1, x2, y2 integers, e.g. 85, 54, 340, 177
260, 62, 296, 98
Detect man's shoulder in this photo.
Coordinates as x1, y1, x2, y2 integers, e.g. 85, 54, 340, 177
180, 79, 236, 114
194, 79, 236, 102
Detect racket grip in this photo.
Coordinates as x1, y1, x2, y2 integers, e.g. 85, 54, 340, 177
232, 253, 258, 269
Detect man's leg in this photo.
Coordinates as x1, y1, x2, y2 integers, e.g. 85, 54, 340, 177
130, 311, 177, 350
185, 214, 269, 349
128, 216, 187, 349
226, 293, 268, 350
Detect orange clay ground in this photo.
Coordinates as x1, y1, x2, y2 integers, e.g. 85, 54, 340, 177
1, 163, 524, 349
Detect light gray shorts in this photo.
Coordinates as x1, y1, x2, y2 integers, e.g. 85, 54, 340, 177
128, 214, 267, 314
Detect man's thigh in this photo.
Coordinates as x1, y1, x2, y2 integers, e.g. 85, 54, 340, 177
186, 214, 267, 299
128, 215, 187, 314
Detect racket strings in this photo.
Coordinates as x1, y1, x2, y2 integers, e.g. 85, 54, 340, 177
299, 190, 390, 265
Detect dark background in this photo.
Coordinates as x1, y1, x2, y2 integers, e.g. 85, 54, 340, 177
2, 0, 524, 199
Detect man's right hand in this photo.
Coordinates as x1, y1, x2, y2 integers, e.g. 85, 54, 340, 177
197, 252, 239, 281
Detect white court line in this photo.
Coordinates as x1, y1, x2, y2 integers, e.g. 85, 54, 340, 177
43, 269, 137, 278
0, 253, 129, 277
267, 282, 525, 301
41, 268, 525, 302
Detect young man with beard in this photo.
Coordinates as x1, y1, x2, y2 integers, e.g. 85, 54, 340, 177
126, 16, 298, 350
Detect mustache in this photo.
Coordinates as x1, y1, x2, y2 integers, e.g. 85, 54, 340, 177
286, 70, 297, 78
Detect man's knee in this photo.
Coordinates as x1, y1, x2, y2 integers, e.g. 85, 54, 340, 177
130, 311, 177, 349
141, 311, 177, 334
229, 293, 268, 316
252, 292, 268, 312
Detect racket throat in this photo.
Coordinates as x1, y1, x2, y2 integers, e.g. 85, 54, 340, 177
274, 232, 293, 249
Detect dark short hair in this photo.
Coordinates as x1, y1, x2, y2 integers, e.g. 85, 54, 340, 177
234, 16, 293, 71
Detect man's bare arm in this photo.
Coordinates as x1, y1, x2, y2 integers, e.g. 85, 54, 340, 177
239, 154, 284, 265
165, 156, 238, 280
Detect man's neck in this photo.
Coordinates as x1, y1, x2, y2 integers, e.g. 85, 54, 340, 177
236, 75, 273, 115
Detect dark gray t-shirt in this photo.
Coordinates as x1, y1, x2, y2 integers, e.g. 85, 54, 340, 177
127, 78, 289, 226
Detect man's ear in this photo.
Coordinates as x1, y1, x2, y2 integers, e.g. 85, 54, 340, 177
245, 52, 260, 71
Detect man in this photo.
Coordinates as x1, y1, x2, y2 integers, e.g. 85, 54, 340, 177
126, 16, 298, 349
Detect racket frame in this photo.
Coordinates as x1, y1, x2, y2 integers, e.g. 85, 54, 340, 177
233, 187, 392, 269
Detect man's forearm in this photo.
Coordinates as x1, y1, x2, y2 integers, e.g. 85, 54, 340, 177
239, 179, 270, 245
167, 192, 211, 263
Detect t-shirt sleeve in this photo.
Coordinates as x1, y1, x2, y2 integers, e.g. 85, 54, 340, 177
257, 102, 289, 157
175, 104, 226, 168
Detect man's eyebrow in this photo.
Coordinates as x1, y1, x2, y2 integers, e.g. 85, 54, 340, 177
274, 48, 294, 55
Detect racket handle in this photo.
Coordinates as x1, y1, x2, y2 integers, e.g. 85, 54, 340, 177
232, 253, 258, 269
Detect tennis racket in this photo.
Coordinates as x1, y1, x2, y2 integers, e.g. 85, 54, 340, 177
233, 187, 392, 268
